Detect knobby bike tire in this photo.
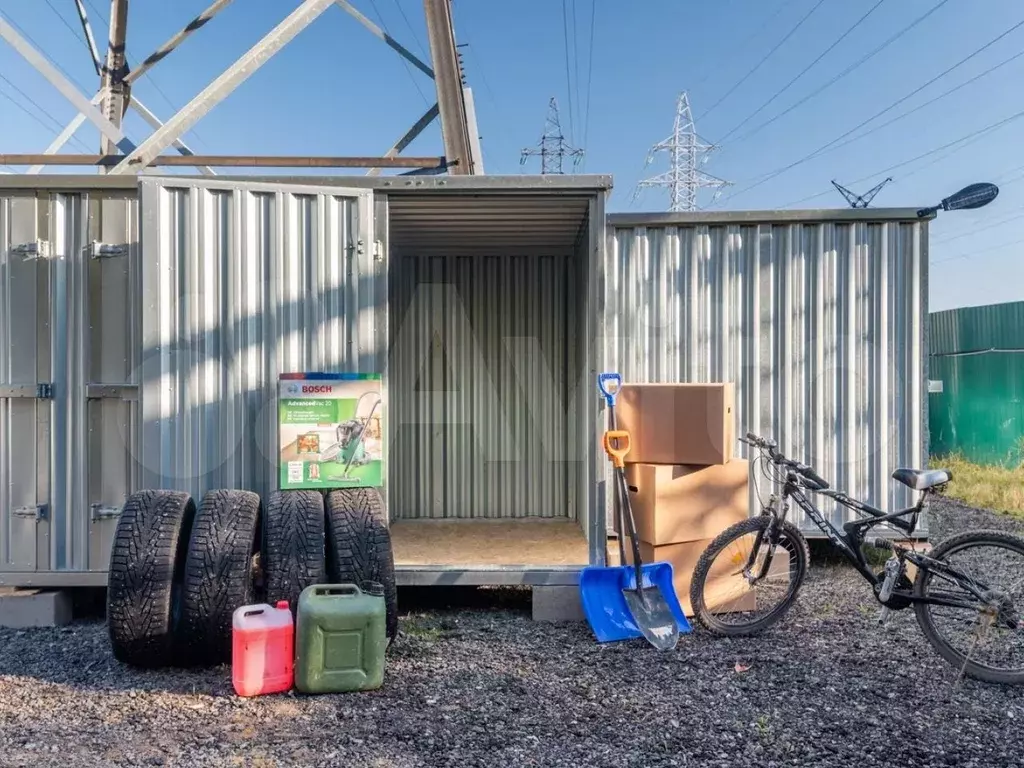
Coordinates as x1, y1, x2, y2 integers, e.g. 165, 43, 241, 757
690, 515, 810, 637
913, 528, 1024, 685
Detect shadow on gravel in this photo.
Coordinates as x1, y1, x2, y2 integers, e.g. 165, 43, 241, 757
0, 586, 541, 698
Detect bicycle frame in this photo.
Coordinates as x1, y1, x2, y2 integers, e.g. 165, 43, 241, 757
759, 470, 994, 612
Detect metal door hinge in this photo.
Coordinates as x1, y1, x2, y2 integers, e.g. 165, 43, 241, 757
13, 505, 47, 521
87, 242, 129, 259
36, 383, 54, 399
11, 240, 50, 260
90, 504, 122, 521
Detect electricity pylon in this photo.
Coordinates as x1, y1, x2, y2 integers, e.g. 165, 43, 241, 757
520, 97, 583, 174
634, 91, 730, 211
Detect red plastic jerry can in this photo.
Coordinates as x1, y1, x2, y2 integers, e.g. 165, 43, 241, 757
232, 600, 295, 697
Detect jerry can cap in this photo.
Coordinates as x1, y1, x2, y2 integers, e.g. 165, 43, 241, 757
275, 600, 290, 610
361, 580, 385, 597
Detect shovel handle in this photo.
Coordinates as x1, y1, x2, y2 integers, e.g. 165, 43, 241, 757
602, 430, 631, 467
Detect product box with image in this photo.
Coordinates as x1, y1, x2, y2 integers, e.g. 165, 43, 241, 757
278, 373, 383, 490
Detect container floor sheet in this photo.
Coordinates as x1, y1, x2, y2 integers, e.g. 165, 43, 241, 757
390, 519, 589, 567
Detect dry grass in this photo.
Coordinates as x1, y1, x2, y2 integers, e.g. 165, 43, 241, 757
931, 453, 1024, 518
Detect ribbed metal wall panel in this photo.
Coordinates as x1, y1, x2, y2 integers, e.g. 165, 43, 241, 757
137, 178, 381, 505
388, 250, 582, 520
606, 219, 928, 535
930, 300, 1024, 355
0, 190, 138, 575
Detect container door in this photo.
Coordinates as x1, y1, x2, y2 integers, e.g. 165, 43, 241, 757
136, 178, 383, 505
0, 193, 52, 573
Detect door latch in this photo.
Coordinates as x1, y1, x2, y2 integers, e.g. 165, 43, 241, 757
87, 242, 129, 259
90, 504, 122, 521
10, 240, 51, 260
13, 505, 47, 521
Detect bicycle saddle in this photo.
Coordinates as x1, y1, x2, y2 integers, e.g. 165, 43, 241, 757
892, 468, 952, 491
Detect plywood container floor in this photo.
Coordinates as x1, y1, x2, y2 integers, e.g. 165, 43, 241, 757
390, 519, 589, 567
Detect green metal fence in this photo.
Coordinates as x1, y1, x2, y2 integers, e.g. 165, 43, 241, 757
929, 301, 1024, 466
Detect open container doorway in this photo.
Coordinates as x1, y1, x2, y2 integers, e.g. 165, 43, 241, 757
384, 181, 607, 584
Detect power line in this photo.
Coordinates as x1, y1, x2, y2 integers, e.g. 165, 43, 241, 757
695, 0, 828, 123
780, 105, 1024, 207
43, 0, 89, 47
571, 0, 582, 147
367, 0, 430, 106
714, 15, 1024, 207
723, 0, 952, 147
580, 0, 596, 170
932, 233, 1024, 266
716, 0, 887, 144
392, 0, 428, 58
560, 0, 577, 143
0, 79, 93, 154
776, 45, 1024, 207
932, 208, 1024, 245
687, 0, 802, 95
813, 46, 1024, 159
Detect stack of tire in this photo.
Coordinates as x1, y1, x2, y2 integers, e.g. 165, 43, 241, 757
106, 486, 397, 668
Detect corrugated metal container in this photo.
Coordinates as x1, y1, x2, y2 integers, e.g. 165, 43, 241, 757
605, 210, 930, 536
929, 300, 1024, 466
0, 175, 932, 588
1, 188, 139, 582
0, 174, 608, 587
930, 300, 1024, 355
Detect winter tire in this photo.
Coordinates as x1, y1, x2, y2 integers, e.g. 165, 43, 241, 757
107, 489, 196, 668
324, 487, 398, 642
178, 489, 262, 666
263, 489, 326, 613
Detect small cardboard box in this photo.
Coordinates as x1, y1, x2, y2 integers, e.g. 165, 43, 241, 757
615, 383, 735, 465
620, 460, 750, 546
608, 537, 759, 616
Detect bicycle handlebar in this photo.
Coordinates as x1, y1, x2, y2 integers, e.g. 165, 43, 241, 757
742, 432, 830, 490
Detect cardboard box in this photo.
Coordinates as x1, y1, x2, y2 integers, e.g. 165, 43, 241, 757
620, 460, 750, 546
615, 383, 735, 465
607, 537, 758, 616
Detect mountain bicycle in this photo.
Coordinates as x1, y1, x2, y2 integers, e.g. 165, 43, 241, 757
689, 433, 1024, 685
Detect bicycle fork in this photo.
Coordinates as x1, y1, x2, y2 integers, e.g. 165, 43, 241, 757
744, 496, 786, 584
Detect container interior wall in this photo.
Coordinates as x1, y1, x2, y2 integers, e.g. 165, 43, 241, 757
606, 219, 927, 537
0, 190, 138, 576
386, 194, 592, 555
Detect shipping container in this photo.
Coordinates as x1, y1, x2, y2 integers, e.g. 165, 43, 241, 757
0, 175, 931, 589
928, 300, 1024, 466
605, 210, 931, 536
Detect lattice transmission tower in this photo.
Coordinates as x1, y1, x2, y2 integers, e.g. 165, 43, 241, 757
520, 97, 583, 174
635, 91, 730, 211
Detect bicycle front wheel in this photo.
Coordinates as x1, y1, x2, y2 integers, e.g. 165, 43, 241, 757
689, 515, 809, 637
913, 529, 1024, 685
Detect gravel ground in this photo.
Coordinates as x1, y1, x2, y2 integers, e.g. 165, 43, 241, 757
2, 497, 1023, 768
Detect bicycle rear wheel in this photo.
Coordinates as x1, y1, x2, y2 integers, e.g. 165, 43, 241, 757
689, 515, 809, 636
913, 529, 1024, 685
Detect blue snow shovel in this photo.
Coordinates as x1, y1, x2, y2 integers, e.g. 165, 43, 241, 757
578, 373, 690, 649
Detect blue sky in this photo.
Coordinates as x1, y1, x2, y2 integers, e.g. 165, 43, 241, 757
0, 0, 1022, 312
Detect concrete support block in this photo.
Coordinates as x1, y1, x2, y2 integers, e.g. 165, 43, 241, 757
531, 585, 586, 622
0, 588, 73, 628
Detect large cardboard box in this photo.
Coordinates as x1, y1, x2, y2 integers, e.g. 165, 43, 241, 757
615, 383, 735, 465
620, 460, 750, 546
607, 537, 759, 616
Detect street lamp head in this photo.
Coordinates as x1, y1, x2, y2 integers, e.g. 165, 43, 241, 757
917, 182, 999, 217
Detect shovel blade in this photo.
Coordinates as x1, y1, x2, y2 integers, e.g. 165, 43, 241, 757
623, 587, 680, 651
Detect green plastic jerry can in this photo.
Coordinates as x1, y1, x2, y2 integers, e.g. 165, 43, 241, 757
295, 582, 387, 694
